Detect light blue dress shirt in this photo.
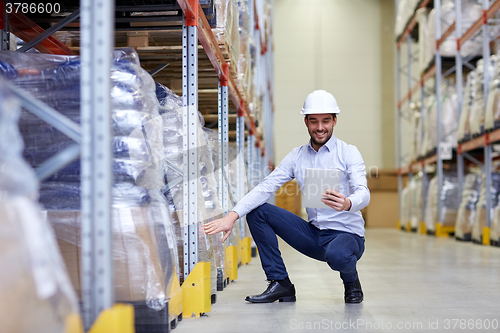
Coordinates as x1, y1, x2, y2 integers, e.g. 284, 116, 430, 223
232, 134, 370, 237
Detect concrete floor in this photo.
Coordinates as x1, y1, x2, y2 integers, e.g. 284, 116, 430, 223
175, 229, 500, 333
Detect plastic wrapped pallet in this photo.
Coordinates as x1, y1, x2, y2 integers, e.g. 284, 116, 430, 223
419, 94, 435, 158
394, 0, 420, 37
484, 52, 500, 131
416, 7, 429, 74
203, 127, 228, 284
471, 172, 500, 243
470, 58, 496, 137
424, 0, 482, 70
155, 83, 218, 293
409, 103, 421, 162
455, 172, 481, 241
238, 0, 252, 98
409, 174, 423, 231
0, 49, 179, 318
420, 85, 458, 156
457, 70, 476, 142
490, 198, 500, 246
400, 184, 411, 230
0, 82, 80, 333
424, 173, 460, 233
423, 175, 437, 233
213, 0, 240, 74
441, 85, 459, 147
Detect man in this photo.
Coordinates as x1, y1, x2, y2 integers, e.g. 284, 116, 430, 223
204, 90, 370, 304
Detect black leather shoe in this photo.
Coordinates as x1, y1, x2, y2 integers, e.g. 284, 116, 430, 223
344, 276, 363, 304
245, 280, 296, 303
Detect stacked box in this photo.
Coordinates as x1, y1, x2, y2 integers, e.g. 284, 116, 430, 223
275, 180, 302, 217
0, 83, 79, 333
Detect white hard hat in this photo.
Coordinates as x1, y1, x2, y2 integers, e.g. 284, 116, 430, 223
301, 90, 341, 115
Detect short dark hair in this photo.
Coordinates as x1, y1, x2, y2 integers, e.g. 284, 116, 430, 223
305, 113, 337, 121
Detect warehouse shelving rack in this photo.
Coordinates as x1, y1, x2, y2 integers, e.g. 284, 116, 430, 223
396, 0, 500, 243
1, 0, 274, 330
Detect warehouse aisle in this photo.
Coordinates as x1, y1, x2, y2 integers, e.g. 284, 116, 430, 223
176, 229, 500, 333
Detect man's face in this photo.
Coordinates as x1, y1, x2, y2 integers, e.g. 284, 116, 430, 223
304, 114, 336, 148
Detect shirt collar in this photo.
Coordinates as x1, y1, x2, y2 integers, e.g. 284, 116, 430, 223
307, 133, 337, 152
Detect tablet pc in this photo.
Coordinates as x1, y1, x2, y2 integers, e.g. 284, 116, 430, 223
302, 168, 342, 209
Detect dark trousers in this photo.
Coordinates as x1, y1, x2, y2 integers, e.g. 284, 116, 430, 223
246, 203, 365, 285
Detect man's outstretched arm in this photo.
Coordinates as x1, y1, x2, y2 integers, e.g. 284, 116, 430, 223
204, 149, 297, 241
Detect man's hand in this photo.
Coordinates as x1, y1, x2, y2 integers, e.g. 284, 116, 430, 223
204, 211, 239, 242
321, 189, 351, 211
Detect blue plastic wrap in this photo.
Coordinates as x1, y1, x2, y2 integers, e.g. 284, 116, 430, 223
0, 80, 38, 198
0, 49, 164, 209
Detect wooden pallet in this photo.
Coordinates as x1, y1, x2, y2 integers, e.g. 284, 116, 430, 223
216, 37, 238, 78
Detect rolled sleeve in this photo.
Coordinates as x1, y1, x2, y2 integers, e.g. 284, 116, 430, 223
231, 150, 296, 218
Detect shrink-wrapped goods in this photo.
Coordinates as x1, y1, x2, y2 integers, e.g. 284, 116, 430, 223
409, 175, 423, 231
424, 173, 460, 233
471, 172, 500, 243
440, 85, 459, 147
419, 94, 435, 158
213, 0, 240, 73
394, 0, 420, 37
490, 195, 500, 245
420, 85, 458, 157
424, 0, 482, 70
409, 103, 421, 162
416, 7, 429, 74
415, 110, 423, 159
400, 184, 411, 229
455, 172, 482, 241
155, 83, 220, 293
457, 71, 476, 142
470, 58, 496, 137
0, 49, 179, 315
238, 0, 253, 99
0, 83, 79, 333
423, 175, 437, 232
484, 52, 500, 131
203, 127, 228, 282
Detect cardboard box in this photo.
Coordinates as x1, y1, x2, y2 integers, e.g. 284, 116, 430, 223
363, 169, 401, 228
49, 206, 166, 303
0, 198, 75, 333
366, 169, 401, 191
362, 191, 400, 228
275, 180, 302, 216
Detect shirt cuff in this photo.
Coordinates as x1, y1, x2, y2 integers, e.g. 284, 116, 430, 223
231, 205, 245, 219
347, 196, 357, 212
